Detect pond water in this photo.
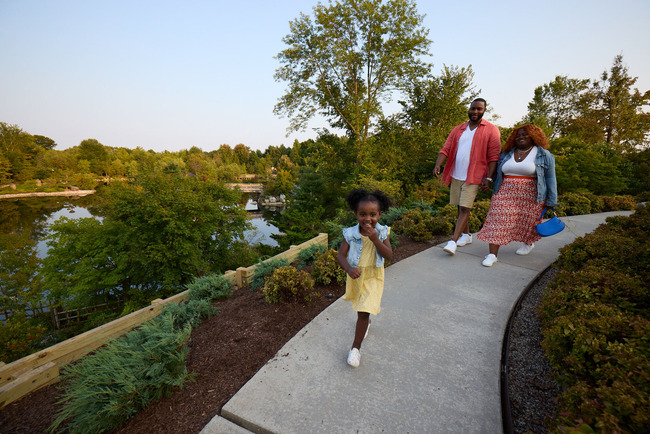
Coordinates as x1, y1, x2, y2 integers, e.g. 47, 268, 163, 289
2, 195, 281, 262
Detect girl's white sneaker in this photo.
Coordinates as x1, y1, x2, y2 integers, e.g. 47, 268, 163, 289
347, 348, 360, 367
482, 253, 498, 267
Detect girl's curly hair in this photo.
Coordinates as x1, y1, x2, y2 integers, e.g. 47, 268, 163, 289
345, 188, 392, 212
503, 124, 550, 152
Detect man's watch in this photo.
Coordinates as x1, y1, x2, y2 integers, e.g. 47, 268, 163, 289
483, 177, 493, 183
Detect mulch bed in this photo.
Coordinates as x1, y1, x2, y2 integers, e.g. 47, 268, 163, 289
0, 235, 437, 434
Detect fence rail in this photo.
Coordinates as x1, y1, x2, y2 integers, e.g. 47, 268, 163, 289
0, 233, 328, 408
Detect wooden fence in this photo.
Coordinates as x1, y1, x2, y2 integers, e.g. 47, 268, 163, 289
52, 300, 123, 329
2, 301, 123, 329
0, 233, 328, 408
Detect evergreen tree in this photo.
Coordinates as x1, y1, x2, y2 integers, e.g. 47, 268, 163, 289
586, 54, 650, 150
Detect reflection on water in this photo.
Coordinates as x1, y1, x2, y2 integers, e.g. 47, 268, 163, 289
244, 217, 281, 247
36, 206, 97, 258
243, 199, 281, 247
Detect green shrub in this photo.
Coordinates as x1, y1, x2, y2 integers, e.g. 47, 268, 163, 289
156, 299, 218, 330
296, 243, 327, 269
49, 314, 193, 433
556, 192, 592, 216
311, 249, 347, 285
635, 190, 650, 203
600, 194, 637, 211
468, 200, 491, 232
379, 206, 407, 226
582, 192, 604, 213
262, 266, 316, 303
186, 273, 233, 302
388, 229, 399, 249
220, 240, 261, 271
249, 258, 290, 291
392, 208, 439, 241
406, 179, 448, 206
539, 204, 650, 432
325, 221, 345, 249
0, 313, 47, 363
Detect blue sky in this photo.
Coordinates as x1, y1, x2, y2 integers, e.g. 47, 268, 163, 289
1, 0, 648, 153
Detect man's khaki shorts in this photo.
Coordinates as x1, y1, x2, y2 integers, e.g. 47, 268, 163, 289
449, 178, 479, 208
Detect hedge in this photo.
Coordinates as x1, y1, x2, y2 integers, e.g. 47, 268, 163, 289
539, 204, 649, 432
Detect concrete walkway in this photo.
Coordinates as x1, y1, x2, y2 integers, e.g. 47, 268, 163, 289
201, 211, 632, 434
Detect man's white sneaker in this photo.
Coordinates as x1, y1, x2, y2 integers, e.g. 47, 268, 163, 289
456, 233, 472, 247
516, 243, 535, 255
482, 253, 498, 267
443, 240, 457, 255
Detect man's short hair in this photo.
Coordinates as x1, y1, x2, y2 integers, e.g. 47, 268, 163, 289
471, 98, 487, 107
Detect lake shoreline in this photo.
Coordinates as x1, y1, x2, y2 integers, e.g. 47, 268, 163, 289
0, 190, 96, 200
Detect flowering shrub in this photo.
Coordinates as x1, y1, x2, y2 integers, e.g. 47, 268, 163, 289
311, 249, 347, 285
0, 313, 47, 363
539, 204, 649, 432
262, 266, 316, 303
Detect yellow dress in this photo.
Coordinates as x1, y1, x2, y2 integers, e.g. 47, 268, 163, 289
342, 234, 386, 315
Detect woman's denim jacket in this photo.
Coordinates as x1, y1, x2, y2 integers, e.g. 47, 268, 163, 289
492, 147, 558, 207
342, 223, 389, 268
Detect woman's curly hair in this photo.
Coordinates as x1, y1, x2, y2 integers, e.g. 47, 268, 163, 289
503, 124, 550, 152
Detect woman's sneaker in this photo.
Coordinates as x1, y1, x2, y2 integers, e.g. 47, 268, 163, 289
347, 348, 360, 367
482, 253, 498, 267
516, 243, 535, 255
456, 233, 472, 247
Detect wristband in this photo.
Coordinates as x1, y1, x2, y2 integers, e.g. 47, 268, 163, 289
483, 177, 493, 183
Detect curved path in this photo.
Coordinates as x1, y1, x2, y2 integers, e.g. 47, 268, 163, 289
202, 211, 632, 434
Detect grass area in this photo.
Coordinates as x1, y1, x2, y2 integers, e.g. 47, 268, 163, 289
0, 179, 69, 194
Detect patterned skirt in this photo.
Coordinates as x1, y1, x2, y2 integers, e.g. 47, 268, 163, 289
477, 176, 545, 246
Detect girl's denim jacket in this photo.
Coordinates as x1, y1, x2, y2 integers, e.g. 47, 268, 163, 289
342, 223, 389, 268
492, 147, 558, 207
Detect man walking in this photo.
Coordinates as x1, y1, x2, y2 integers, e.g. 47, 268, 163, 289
433, 98, 501, 255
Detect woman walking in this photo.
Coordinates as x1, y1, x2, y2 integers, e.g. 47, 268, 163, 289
477, 124, 558, 266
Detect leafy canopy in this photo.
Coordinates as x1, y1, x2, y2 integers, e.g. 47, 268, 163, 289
41, 174, 250, 310
274, 0, 432, 141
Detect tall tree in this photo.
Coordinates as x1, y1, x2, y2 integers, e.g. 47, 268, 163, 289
274, 0, 431, 142
77, 138, 110, 175
0, 232, 44, 314
587, 54, 650, 150
524, 75, 590, 139
33, 135, 57, 151
0, 123, 40, 181
399, 65, 478, 145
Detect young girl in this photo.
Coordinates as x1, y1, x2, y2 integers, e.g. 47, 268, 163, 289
337, 189, 393, 367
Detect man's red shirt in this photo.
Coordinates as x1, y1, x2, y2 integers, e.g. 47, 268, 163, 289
440, 119, 501, 185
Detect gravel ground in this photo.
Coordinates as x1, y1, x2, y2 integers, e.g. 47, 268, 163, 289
506, 266, 561, 433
